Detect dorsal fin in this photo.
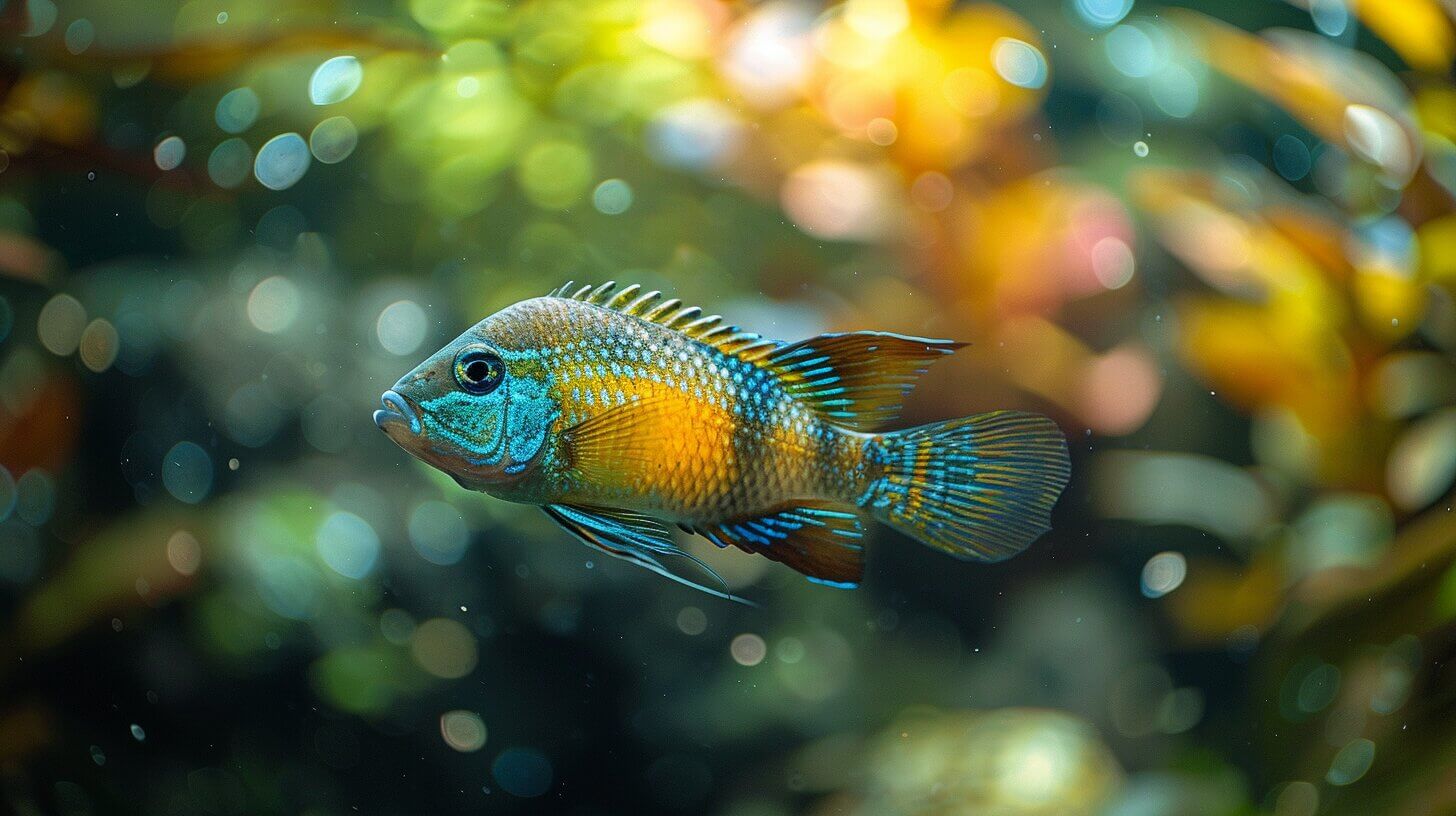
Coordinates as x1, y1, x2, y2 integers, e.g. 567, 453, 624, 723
550, 279, 779, 355
549, 282, 964, 430
753, 332, 965, 430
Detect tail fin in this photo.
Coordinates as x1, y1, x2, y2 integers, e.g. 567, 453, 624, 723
863, 411, 1070, 562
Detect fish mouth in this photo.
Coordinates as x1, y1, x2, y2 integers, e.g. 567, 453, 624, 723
373, 390, 420, 436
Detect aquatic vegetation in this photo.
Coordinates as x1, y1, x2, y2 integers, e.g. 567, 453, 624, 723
0, 0, 1454, 814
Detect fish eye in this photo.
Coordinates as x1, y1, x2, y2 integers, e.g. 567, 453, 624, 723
453, 347, 505, 395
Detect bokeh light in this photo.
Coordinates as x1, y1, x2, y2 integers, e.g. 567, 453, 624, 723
153, 136, 186, 171
410, 618, 478, 679
407, 500, 470, 565
676, 606, 707, 635
592, 179, 634, 215
247, 276, 302, 333
440, 710, 487, 752
309, 117, 359, 165
254, 134, 312, 191
208, 138, 254, 189
730, 633, 767, 666
375, 300, 429, 356
64, 19, 95, 54
37, 294, 85, 356
1075, 0, 1133, 28
309, 56, 364, 106
316, 512, 381, 580
1140, 552, 1187, 598
215, 88, 261, 134
992, 38, 1049, 89
492, 747, 553, 798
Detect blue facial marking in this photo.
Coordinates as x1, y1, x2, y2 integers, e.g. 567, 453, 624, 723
419, 358, 556, 473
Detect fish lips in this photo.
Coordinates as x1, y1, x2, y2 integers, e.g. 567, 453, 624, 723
373, 390, 420, 439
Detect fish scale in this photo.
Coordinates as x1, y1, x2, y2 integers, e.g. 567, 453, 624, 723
376, 281, 1070, 597
511, 296, 852, 522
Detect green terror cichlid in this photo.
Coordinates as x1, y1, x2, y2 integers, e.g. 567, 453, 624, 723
375, 282, 1071, 597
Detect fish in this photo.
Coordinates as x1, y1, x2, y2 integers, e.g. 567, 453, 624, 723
374, 281, 1070, 598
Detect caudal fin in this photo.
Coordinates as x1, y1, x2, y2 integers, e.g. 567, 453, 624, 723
864, 411, 1070, 562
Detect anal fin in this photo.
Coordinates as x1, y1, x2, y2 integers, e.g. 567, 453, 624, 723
698, 501, 866, 588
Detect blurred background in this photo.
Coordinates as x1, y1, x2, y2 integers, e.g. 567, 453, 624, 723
1, 0, 1454, 813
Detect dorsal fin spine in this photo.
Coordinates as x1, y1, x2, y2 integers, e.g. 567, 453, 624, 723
550, 281, 774, 360
605, 284, 640, 309
624, 291, 660, 315
667, 306, 701, 327
588, 281, 616, 303
685, 316, 723, 336
643, 299, 680, 321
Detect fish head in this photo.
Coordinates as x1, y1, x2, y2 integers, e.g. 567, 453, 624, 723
375, 308, 557, 490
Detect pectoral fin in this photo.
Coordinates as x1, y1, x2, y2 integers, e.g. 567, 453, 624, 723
559, 394, 674, 483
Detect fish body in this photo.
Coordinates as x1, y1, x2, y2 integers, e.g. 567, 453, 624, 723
375, 282, 1070, 594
